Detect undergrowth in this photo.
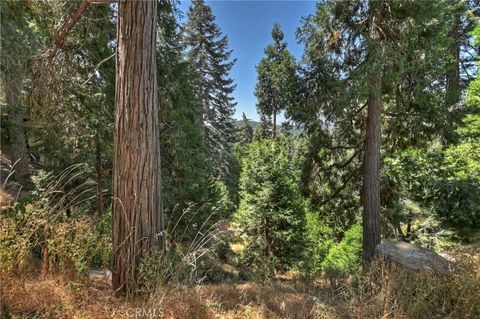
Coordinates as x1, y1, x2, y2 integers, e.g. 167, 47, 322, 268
352, 255, 480, 318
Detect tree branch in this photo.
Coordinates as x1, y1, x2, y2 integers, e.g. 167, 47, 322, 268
82, 53, 115, 85
54, 0, 91, 49
318, 167, 360, 206
45, 0, 116, 59
318, 147, 362, 172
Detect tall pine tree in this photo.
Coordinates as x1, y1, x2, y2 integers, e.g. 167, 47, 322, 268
255, 23, 297, 139
157, 1, 211, 241
183, 0, 237, 180
236, 113, 253, 145
295, 0, 458, 265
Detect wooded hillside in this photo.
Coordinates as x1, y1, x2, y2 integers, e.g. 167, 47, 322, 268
1, 1, 479, 318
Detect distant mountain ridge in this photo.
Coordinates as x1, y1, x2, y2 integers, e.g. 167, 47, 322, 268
234, 119, 277, 130
234, 119, 302, 136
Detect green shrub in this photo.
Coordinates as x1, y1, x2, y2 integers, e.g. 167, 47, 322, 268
47, 217, 111, 275
300, 211, 335, 278
0, 200, 111, 276
0, 203, 35, 273
322, 224, 362, 278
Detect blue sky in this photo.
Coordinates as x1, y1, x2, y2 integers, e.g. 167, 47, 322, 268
179, 1, 317, 121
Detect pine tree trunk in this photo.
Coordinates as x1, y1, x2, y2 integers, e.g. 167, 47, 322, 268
445, 15, 461, 108
272, 96, 277, 139
5, 75, 31, 186
406, 211, 413, 240
362, 71, 382, 266
112, 0, 163, 296
95, 134, 103, 216
362, 3, 384, 266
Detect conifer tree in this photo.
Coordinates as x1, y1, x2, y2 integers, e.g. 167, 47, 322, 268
236, 113, 253, 145
235, 137, 306, 276
183, 0, 237, 180
157, 1, 211, 240
295, 0, 457, 265
253, 113, 272, 141
255, 23, 297, 138
0, 1, 37, 187
112, 0, 162, 295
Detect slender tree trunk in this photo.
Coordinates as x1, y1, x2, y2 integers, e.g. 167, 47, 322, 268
272, 97, 277, 139
362, 4, 384, 266
406, 211, 413, 241
95, 134, 103, 216
445, 15, 461, 108
396, 223, 405, 242
263, 217, 270, 257
112, 0, 163, 296
362, 71, 382, 265
5, 75, 31, 186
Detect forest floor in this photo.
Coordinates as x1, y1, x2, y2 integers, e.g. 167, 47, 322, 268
2, 247, 480, 318
1, 273, 350, 319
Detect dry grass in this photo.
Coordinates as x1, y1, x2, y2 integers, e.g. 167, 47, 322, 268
351, 253, 480, 318
1, 274, 348, 319
0, 188, 15, 208
1, 274, 131, 318
2, 250, 479, 318
198, 281, 348, 319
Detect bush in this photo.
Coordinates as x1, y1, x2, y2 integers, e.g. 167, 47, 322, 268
47, 217, 111, 275
0, 200, 111, 276
321, 224, 362, 278
300, 211, 335, 278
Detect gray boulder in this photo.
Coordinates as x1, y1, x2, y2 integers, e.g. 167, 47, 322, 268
376, 241, 450, 273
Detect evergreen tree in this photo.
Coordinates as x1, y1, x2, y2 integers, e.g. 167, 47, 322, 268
183, 0, 237, 180
235, 113, 253, 145
295, 0, 458, 265
0, 1, 39, 187
157, 1, 211, 240
235, 137, 306, 276
253, 113, 271, 141
255, 23, 297, 138
29, 1, 116, 215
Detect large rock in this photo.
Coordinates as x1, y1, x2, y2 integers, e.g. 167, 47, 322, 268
376, 241, 450, 273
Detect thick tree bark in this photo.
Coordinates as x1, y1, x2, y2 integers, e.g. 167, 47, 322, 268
362, 73, 382, 266
112, 0, 163, 296
5, 75, 31, 186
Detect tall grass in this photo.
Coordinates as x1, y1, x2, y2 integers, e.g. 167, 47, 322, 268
351, 255, 480, 318
0, 164, 110, 276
